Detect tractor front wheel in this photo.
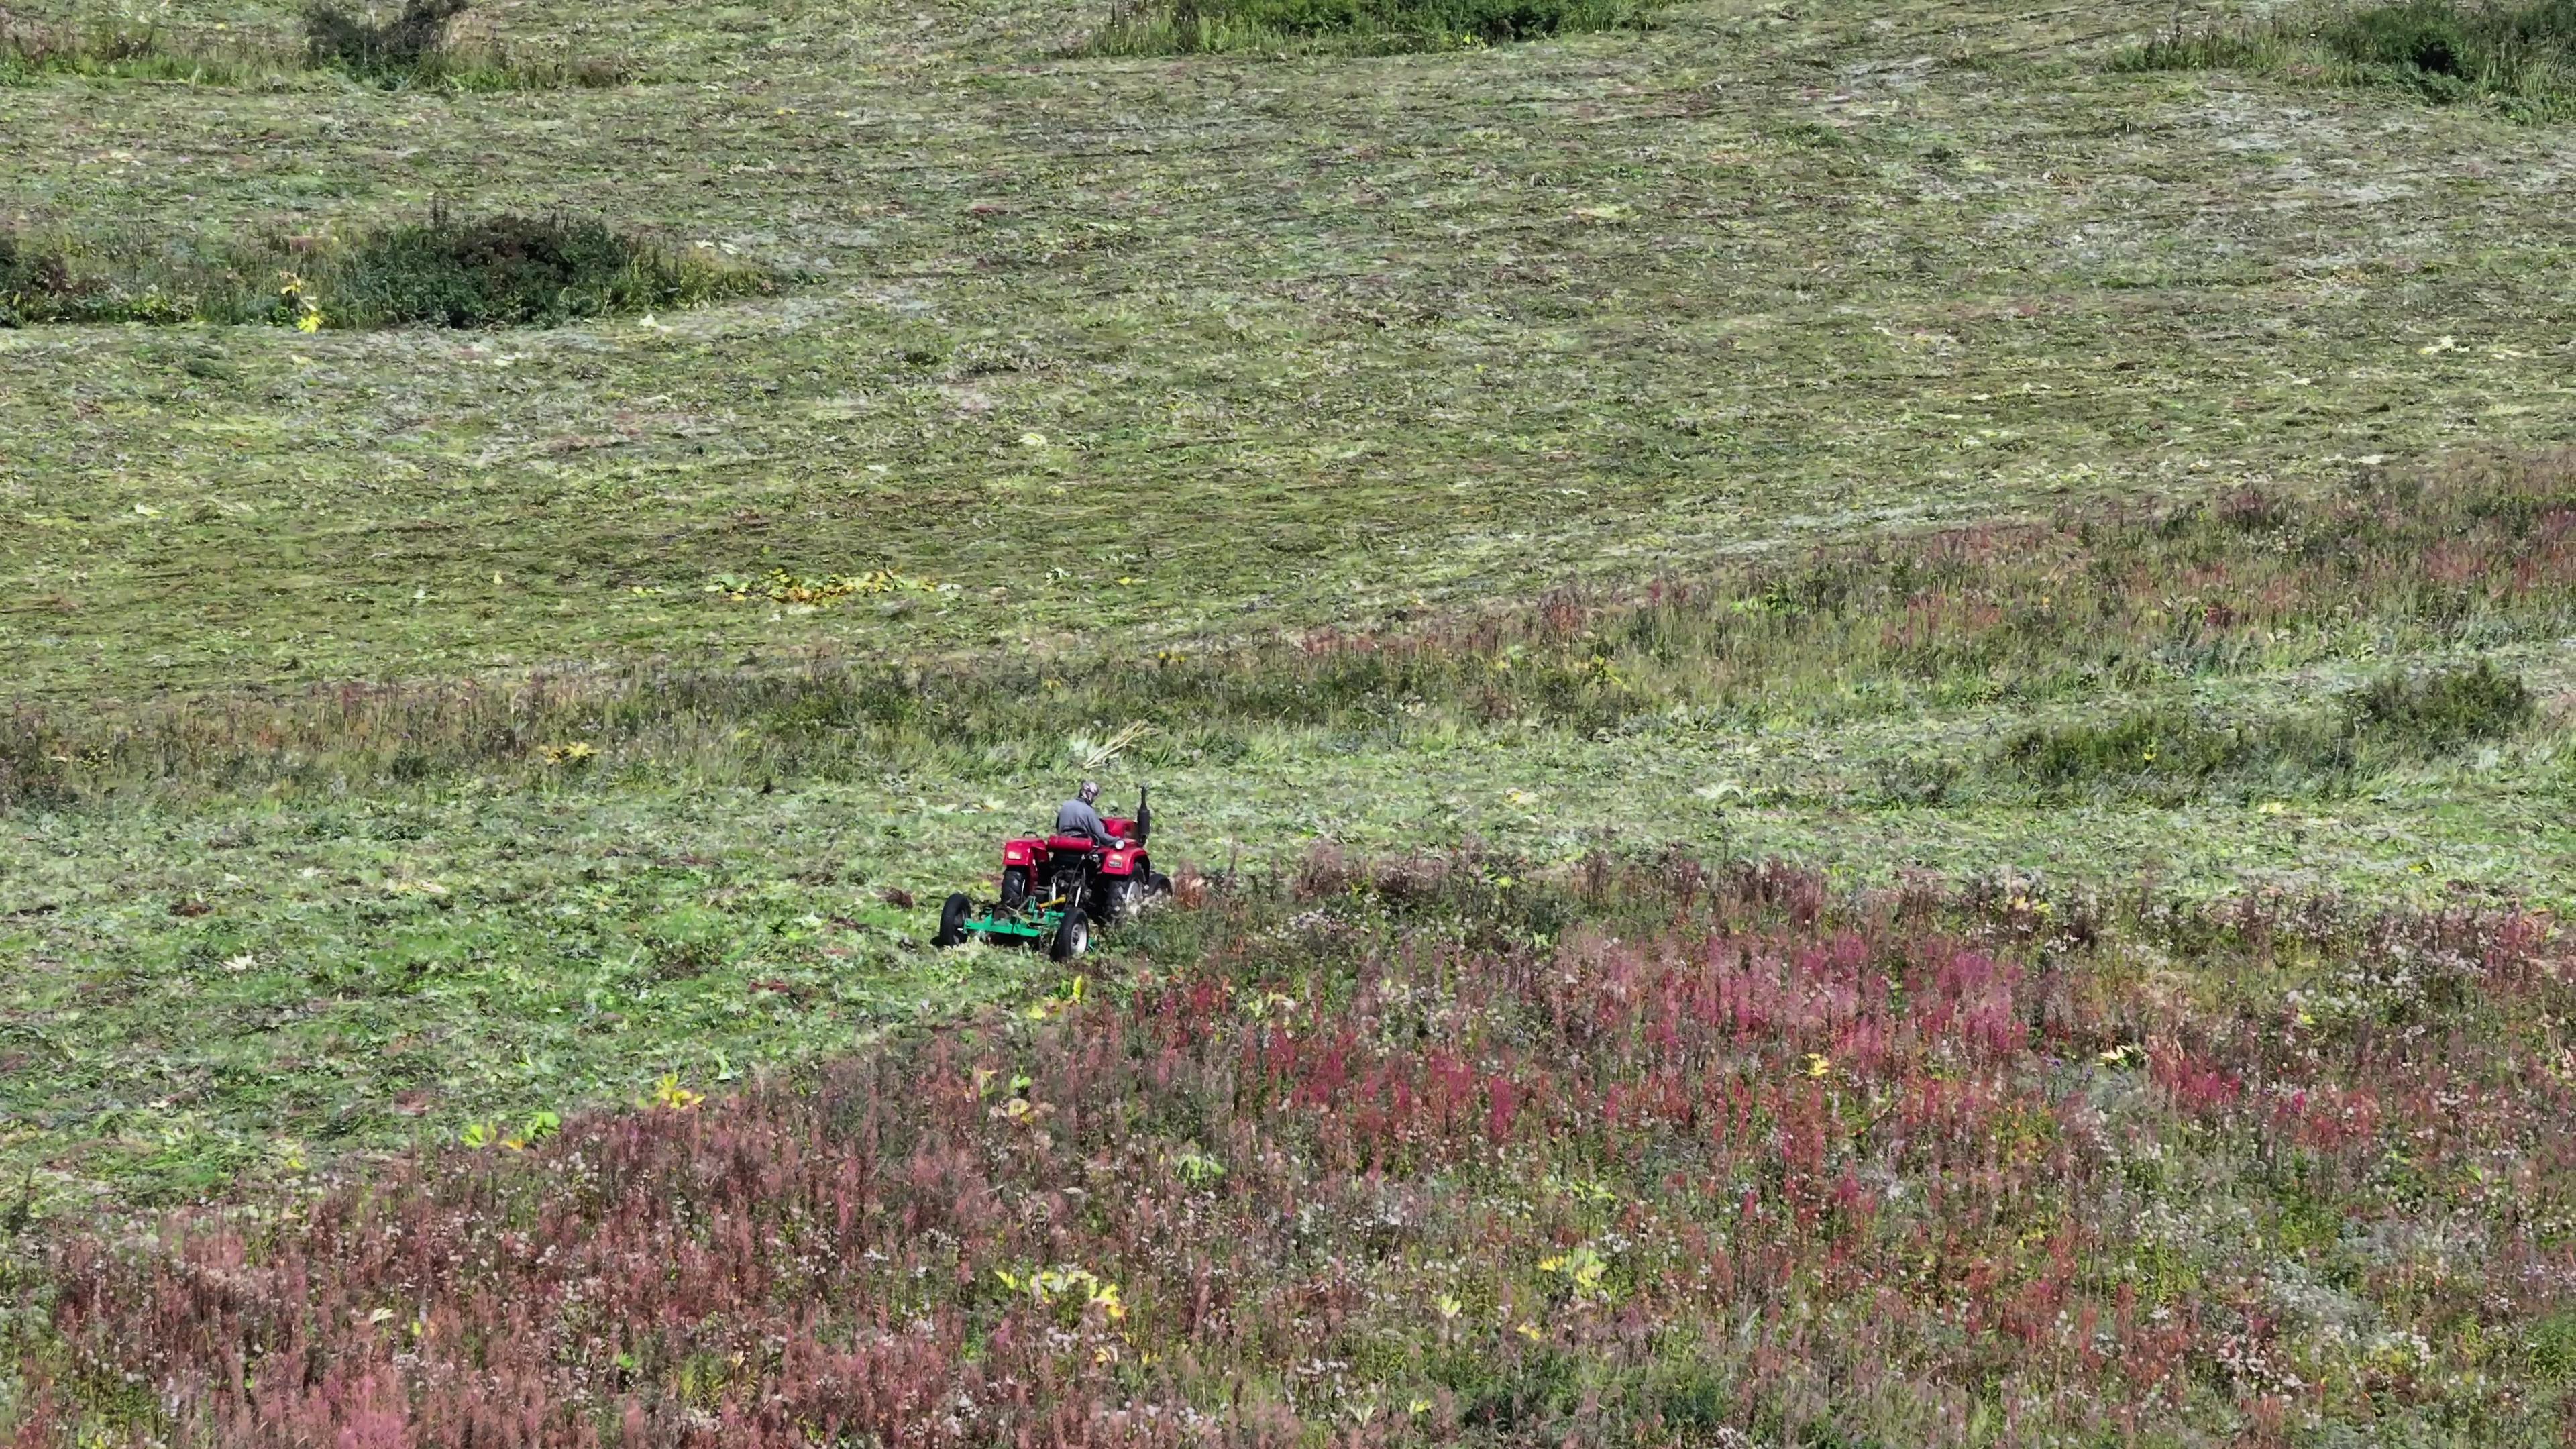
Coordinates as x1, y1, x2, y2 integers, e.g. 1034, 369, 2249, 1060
1049, 908, 1091, 962
1000, 867, 1030, 910
934, 893, 973, 947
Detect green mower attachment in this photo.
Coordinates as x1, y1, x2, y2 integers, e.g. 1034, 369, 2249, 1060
934, 889, 1091, 961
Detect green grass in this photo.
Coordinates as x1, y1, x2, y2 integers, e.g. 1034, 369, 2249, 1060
5, 0, 2574, 708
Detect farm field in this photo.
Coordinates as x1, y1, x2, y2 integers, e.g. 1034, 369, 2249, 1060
6, 0, 2576, 1438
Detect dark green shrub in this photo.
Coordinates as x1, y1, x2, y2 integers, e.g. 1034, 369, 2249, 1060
1085, 0, 1663, 56
321, 211, 766, 328
1998, 707, 2357, 802
2343, 661, 2533, 751
2328, 0, 2481, 74
2111, 0, 2576, 117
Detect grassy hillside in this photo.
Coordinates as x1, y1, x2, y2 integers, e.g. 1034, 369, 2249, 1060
7, 0, 2576, 1438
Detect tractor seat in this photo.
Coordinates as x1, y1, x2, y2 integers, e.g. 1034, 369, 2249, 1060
1044, 835, 1110, 853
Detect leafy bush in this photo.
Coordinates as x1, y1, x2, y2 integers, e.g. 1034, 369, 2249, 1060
2112, 0, 2576, 117
1085, 0, 1664, 56
0, 212, 771, 331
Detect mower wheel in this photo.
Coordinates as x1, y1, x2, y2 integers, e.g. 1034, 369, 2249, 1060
934, 893, 973, 947
1000, 867, 1030, 910
1049, 907, 1091, 962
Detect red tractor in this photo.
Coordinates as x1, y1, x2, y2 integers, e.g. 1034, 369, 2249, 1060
934, 787, 1171, 959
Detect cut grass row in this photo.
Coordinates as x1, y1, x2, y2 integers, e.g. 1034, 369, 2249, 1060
13, 451, 2571, 811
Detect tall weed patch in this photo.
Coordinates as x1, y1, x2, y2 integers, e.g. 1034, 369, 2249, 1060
299, 0, 630, 88
0, 0, 627, 89
1997, 663, 2534, 803
0, 19, 282, 85
317, 211, 764, 327
301, 0, 468, 77
0, 213, 769, 330
2115, 0, 2576, 118
17, 860, 2576, 1444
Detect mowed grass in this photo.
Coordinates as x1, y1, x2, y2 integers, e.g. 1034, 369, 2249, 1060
4, 0, 2575, 702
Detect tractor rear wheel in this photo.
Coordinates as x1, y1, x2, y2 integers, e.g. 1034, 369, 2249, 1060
934, 893, 973, 947
1049, 908, 1091, 962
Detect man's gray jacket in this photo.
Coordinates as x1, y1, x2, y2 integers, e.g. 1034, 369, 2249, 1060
1054, 798, 1118, 847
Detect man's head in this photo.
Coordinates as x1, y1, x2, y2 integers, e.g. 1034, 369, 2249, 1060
1078, 780, 1101, 804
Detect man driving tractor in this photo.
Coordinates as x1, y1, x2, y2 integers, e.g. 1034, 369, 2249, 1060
1054, 779, 1119, 849
934, 782, 1167, 957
